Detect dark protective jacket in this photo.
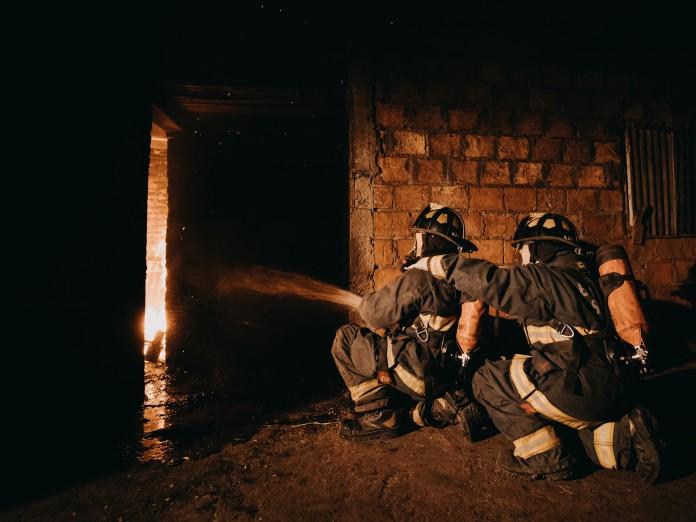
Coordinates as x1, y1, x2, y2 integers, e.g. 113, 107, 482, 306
359, 269, 464, 336
431, 251, 625, 421
357, 269, 470, 396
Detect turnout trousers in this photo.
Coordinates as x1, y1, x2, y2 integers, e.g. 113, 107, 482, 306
472, 351, 631, 471
332, 323, 428, 412
332, 323, 458, 417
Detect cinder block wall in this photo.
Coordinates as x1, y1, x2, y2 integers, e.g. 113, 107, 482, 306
348, 61, 695, 305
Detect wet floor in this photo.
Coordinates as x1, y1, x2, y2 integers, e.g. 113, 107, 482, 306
141, 362, 174, 463
135, 361, 247, 466
135, 360, 344, 469
137, 361, 253, 465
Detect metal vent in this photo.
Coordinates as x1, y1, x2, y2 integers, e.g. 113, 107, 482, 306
625, 127, 696, 237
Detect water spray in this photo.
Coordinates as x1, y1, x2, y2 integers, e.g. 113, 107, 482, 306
217, 266, 362, 310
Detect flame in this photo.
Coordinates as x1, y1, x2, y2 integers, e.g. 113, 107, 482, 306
144, 239, 167, 361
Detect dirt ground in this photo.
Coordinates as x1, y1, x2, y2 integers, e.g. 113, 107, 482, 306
5, 387, 695, 522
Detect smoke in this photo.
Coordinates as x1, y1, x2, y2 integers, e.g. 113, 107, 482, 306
217, 267, 362, 310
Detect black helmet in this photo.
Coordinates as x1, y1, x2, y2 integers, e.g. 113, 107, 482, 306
412, 204, 477, 253
512, 213, 579, 248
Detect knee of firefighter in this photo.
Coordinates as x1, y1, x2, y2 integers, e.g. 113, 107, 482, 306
331, 323, 360, 362
332, 324, 380, 378
471, 364, 491, 401
472, 360, 511, 400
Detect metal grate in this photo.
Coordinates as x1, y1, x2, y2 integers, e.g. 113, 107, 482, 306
625, 127, 696, 237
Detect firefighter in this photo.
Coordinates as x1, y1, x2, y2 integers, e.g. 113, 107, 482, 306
332, 204, 486, 441
406, 213, 665, 483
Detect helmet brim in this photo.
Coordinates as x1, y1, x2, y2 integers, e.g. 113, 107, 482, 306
412, 227, 478, 253
511, 236, 579, 248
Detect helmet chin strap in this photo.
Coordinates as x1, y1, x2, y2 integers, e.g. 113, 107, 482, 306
519, 244, 532, 266
415, 233, 424, 257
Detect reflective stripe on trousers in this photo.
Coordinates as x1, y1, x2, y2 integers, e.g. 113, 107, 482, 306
513, 425, 562, 459
348, 379, 384, 403
411, 402, 426, 427
509, 355, 593, 430
387, 337, 426, 396
593, 422, 618, 469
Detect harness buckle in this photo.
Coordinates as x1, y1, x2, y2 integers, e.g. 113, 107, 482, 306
415, 324, 430, 343
412, 316, 431, 343
556, 322, 575, 338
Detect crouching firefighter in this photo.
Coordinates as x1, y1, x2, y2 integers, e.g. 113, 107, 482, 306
332, 204, 488, 441
406, 213, 665, 483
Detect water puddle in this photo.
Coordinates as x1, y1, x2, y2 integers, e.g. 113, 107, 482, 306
140, 361, 173, 463
138, 360, 260, 465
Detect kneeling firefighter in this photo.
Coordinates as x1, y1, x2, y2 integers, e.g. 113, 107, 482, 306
332, 204, 489, 440
406, 213, 665, 483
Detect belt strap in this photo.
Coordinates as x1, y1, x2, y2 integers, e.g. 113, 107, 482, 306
563, 333, 609, 394
531, 318, 608, 395
420, 336, 433, 421
599, 272, 634, 298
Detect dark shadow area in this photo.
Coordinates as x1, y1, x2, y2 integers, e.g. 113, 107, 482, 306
672, 263, 696, 308
485, 315, 531, 360
638, 366, 696, 482
642, 261, 696, 369
636, 265, 696, 481
164, 101, 349, 409
4, 79, 152, 508
643, 299, 696, 370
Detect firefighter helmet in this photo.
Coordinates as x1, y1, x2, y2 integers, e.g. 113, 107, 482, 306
512, 213, 580, 248
412, 204, 477, 253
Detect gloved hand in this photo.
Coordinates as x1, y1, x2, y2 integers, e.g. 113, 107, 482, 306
404, 256, 431, 271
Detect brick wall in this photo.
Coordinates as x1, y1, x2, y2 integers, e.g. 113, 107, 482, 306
348, 62, 695, 307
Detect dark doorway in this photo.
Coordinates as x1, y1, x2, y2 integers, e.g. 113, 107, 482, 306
163, 85, 348, 410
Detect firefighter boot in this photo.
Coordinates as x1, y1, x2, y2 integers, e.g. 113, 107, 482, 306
339, 409, 406, 441
619, 406, 666, 485
411, 391, 493, 441
496, 449, 576, 481
409, 399, 453, 430
453, 398, 494, 442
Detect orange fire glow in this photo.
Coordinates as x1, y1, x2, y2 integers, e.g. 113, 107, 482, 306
144, 128, 169, 363
144, 239, 167, 361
